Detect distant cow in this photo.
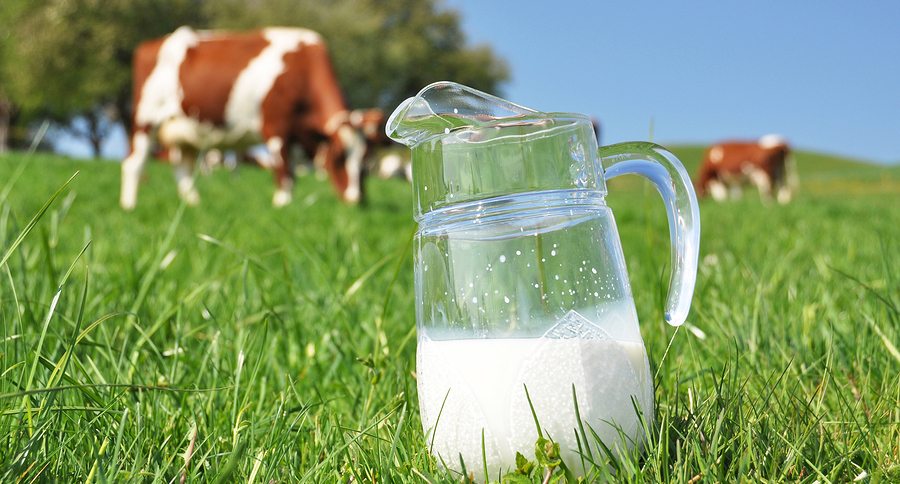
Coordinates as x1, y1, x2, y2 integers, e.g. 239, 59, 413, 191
120, 26, 367, 209
696, 135, 795, 204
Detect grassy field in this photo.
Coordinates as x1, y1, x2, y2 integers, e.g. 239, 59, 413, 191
0, 148, 898, 482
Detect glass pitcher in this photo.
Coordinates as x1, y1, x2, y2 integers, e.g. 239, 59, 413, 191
387, 82, 699, 479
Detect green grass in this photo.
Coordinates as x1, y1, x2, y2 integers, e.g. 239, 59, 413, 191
0, 149, 898, 482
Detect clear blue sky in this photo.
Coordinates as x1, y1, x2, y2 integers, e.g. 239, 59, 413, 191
58, 1, 900, 164
444, 0, 900, 164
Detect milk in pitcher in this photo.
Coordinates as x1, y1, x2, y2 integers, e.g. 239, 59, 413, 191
416, 301, 653, 479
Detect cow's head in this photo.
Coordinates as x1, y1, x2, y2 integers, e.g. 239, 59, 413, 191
295, 110, 369, 204
349, 109, 388, 146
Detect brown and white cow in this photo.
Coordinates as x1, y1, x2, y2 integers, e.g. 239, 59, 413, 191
695, 135, 795, 204
120, 26, 366, 209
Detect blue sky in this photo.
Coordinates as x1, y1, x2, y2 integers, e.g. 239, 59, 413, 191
443, 1, 900, 164
58, 1, 899, 164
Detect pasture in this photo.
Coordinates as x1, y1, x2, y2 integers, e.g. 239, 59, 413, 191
0, 149, 898, 481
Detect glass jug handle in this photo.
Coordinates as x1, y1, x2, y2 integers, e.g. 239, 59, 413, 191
599, 142, 700, 326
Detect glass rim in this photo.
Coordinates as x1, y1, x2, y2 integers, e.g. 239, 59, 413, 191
432, 112, 594, 146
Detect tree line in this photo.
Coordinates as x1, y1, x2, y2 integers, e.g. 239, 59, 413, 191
0, 0, 508, 157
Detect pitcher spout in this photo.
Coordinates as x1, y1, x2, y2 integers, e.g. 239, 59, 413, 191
385, 82, 606, 220
385, 81, 537, 147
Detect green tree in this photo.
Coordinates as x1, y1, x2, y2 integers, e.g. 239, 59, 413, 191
2, 0, 205, 157
0, 65, 13, 154
1, 0, 507, 157
204, 0, 510, 110
0, 0, 31, 153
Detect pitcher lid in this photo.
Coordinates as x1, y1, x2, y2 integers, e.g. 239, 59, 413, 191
387, 82, 606, 219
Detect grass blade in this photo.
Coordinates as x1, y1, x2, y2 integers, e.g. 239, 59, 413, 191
0, 171, 78, 270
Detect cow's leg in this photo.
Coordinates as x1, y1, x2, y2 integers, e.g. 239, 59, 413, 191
748, 168, 773, 203
171, 146, 201, 205
776, 183, 793, 204
776, 158, 796, 204
291, 144, 311, 177
120, 129, 152, 210
694, 161, 717, 198
312, 142, 329, 181
267, 136, 293, 207
709, 180, 728, 201
336, 125, 366, 204
200, 149, 223, 175
774, 170, 793, 204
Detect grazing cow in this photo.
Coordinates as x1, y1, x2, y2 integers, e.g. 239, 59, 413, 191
695, 135, 795, 204
120, 26, 366, 209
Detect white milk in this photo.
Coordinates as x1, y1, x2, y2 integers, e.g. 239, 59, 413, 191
416, 314, 653, 479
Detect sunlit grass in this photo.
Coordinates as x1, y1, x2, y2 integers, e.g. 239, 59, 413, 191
0, 151, 898, 481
